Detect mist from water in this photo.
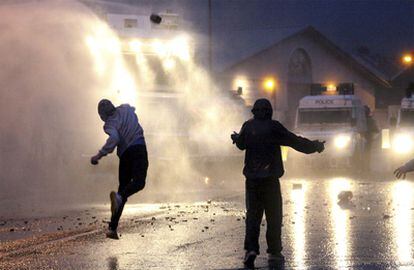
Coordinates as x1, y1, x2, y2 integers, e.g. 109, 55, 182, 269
0, 0, 247, 215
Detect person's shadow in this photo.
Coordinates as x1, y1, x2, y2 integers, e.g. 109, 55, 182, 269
107, 257, 119, 270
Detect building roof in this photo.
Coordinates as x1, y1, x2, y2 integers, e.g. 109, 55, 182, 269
224, 26, 391, 88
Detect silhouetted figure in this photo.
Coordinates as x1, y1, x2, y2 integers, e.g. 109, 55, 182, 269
231, 98, 324, 269
91, 99, 148, 239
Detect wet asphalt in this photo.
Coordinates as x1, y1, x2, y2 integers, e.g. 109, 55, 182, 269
1, 177, 414, 269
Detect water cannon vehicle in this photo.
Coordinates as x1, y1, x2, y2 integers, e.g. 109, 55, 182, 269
104, 12, 246, 184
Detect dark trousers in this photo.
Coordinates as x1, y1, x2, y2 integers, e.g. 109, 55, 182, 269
109, 144, 148, 230
244, 177, 283, 254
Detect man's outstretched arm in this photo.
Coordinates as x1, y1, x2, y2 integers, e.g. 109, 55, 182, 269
91, 124, 120, 165
272, 122, 324, 154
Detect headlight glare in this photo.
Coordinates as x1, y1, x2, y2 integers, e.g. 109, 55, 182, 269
393, 134, 413, 154
334, 134, 351, 149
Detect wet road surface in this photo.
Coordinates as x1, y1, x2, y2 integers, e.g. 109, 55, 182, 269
1, 177, 414, 269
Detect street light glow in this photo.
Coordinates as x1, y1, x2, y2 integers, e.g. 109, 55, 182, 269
263, 78, 276, 92
403, 54, 413, 65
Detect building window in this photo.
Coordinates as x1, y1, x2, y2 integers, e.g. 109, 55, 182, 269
124, 19, 138, 28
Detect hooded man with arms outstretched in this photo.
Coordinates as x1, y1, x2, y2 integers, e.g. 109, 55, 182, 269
91, 99, 148, 239
231, 98, 325, 269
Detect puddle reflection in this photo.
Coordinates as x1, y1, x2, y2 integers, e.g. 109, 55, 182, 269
392, 181, 413, 266
329, 178, 351, 270
291, 181, 307, 269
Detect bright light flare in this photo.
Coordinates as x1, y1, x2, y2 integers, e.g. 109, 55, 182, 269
204, 177, 210, 185
403, 54, 413, 65
151, 40, 168, 57
163, 58, 176, 70
128, 39, 142, 53
393, 133, 413, 154
263, 78, 276, 93
326, 83, 337, 93
169, 36, 191, 61
334, 134, 351, 149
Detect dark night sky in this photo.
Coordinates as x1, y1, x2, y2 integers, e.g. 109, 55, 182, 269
83, 0, 414, 72
207, 0, 414, 72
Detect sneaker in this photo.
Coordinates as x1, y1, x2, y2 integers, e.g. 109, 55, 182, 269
243, 251, 257, 269
105, 228, 119, 240
110, 191, 122, 217
268, 252, 285, 267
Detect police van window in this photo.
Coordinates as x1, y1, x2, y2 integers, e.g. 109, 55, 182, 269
124, 19, 138, 28
299, 109, 352, 124
400, 110, 414, 126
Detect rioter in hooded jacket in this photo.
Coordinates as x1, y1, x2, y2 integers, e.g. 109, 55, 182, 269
231, 98, 324, 268
91, 99, 148, 240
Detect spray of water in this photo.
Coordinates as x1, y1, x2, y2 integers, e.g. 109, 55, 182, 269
0, 1, 247, 215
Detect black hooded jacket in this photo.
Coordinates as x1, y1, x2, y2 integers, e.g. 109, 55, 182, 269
234, 99, 321, 179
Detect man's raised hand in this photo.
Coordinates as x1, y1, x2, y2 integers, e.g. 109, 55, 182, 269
394, 166, 408, 179
231, 131, 240, 144
314, 140, 325, 153
91, 153, 101, 165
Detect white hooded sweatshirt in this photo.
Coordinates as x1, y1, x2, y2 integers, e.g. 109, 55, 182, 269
99, 104, 145, 157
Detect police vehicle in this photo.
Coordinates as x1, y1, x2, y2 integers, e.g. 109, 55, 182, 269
382, 87, 414, 163
287, 83, 368, 170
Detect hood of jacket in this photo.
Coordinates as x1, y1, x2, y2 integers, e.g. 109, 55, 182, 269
251, 98, 273, 120
98, 99, 116, 121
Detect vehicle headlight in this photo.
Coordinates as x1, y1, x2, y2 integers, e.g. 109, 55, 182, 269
393, 134, 413, 154
334, 134, 351, 149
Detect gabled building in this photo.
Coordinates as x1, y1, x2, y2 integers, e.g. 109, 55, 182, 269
222, 26, 391, 126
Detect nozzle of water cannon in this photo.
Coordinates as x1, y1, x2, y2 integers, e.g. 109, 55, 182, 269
150, 14, 162, 24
